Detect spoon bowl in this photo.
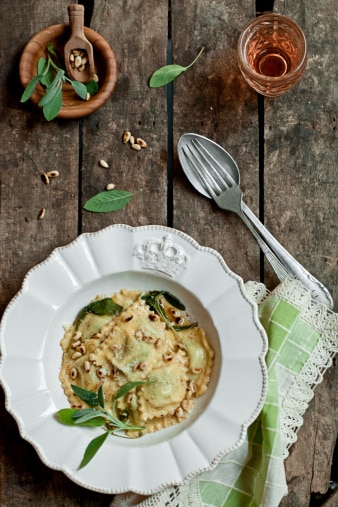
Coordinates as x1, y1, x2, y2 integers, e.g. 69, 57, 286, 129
64, 4, 95, 83
178, 133, 240, 198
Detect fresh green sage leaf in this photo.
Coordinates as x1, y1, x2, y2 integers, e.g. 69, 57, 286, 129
149, 47, 204, 88
71, 408, 105, 424
114, 381, 148, 402
98, 385, 105, 409
37, 57, 49, 75
75, 297, 123, 328
149, 64, 187, 88
56, 408, 79, 426
47, 43, 61, 63
71, 80, 87, 100
85, 80, 99, 95
56, 408, 105, 427
20, 74, 42, 102
38, 80, 61, 107
78, 431, 110, 469
162, 291, 185, 310
173, 322, 197, 331
42, 87, 62, 121
71, 384, 100, 407
83, 189, 135, 213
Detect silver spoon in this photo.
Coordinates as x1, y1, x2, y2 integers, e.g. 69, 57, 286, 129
177, 133, 333, 309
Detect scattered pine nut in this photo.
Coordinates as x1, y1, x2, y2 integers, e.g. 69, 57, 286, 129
129, 135, 135, 145
37, 208, 45, 219
41, 173, 49, 185
99, 159, 109, 168
131, 143, 141, 151
123, 131, 131, 143
93, 73, 99, 82
136, 138, 147, 148
85, 92, 90, 101
105, 183, 115, 190
46, 170, 59, 178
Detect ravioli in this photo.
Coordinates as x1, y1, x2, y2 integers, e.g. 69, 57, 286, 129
59, 288, 214, 437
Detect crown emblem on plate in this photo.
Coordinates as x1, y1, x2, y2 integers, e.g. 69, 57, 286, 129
133, 234, 189, 277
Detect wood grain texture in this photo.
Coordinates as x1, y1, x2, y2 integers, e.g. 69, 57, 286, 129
266, 1, 338, 506
80, 0, 168, 233
172, 0, 263, 284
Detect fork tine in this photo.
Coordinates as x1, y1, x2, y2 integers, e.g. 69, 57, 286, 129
192, 138, 237, 189
182, 144, 220, 198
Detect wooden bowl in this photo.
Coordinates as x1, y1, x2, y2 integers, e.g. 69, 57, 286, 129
19, 24, 118, 119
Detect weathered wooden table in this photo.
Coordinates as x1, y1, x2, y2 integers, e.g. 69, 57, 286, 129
0, 1, 337, 505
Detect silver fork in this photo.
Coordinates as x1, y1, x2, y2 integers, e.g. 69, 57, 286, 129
181, 137, 333, 308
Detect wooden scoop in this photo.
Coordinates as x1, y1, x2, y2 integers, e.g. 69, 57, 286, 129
64, 4, 95, 83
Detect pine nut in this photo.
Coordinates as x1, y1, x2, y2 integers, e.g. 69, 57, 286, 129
71, 340, 81, 348
131, 143, 141, 151
46, 170, 59, 178
93, 74, 99, 82
99, 159, 109, 168
85, 92, 90, 101
72, 351, 82, 360
181, 399, 189, 411
123, 131, 131, 143
70, 368, 77, 379
105, 183, 115, 190
75, 55, 82, 67
73, 331, 82, 340
129, 135, 135, 145
41, 173, 49, 185
84, 361, 91, 372
136, 138, 147, 148
176, 407, 184, 418
37, 208, 45, 219
191, 367, 202, 374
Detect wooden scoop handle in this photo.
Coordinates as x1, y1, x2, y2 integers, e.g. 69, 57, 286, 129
68, 4, 85, 38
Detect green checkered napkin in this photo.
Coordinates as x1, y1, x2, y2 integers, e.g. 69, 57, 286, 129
112, 279, 338, 507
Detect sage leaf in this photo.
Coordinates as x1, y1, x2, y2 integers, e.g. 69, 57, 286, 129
20, 74, 42, 102
114, 381, 148, 401
85, 80, 99, 95
56, 408, 105, 427
83, 189, 134, 213
37, 57, 49, 75
56, 408, 79, 426
42, 87, 62, 121
75, 297, 123, 328
98, 385, 105, 409
149, 64, 187, 88
162, 291, 185, 310
78, 431, 111, 469
149, 47, 204, 88
71, 80, 87, 100
71, 385, 100, 407
71, 408, 104, 424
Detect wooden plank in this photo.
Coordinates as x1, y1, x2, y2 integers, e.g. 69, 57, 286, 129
0, 1, 94, 504
81, 0, 168, 233
265, 1, 338, 506
264, 0, 338, 306
172, 0, 262, 283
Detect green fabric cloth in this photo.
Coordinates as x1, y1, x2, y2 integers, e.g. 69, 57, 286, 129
112, 279, 338, 507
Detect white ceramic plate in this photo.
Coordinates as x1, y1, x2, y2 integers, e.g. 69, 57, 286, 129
0, 224, 268, 494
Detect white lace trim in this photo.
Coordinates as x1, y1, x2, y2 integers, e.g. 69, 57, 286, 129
246, 280, 338, 458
